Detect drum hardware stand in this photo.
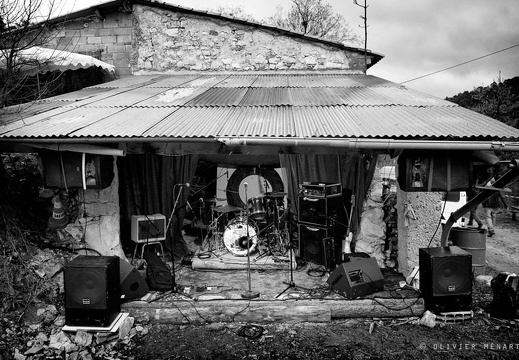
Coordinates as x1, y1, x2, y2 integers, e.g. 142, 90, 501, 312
241, 182, 260, 299
276, 210, 309, 298
253, 223, 276, 262
201, 209, 223, 254
254, 198, 284, 262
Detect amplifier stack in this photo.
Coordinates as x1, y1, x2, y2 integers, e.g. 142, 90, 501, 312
298, 183, 350, 268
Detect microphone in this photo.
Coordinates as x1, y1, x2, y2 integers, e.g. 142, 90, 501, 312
244, 182, 248, 188
176, 183, 190, 187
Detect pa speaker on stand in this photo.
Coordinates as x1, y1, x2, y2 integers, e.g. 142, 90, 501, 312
64, 256, 121, 327
419, 246, 472, 313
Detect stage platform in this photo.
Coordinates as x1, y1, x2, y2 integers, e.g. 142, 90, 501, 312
122, 248, 425, 324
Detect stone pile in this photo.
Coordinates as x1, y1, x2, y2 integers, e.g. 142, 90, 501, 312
12, 304, 146, 360
3, 247, 145, 360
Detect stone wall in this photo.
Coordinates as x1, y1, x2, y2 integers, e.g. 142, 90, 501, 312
48, 4, 365, 76
397, 190, 443, 275
78, 157, 126, 259
132, 5, 363, 74
354, 157, 444, 276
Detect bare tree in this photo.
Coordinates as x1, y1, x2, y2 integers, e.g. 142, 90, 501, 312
0, 0, 63, 109
266, 0, 359, 45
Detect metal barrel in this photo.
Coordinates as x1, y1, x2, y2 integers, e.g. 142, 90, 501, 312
450, 227, 487, 275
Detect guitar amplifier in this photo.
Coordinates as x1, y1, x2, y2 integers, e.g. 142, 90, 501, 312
300, 182, 342, 198
298, 188, 351, 227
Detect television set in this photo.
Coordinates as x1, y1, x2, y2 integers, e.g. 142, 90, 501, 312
131, 214, 167, 243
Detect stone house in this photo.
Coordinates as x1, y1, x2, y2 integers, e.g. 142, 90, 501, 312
2, 0, 519, 280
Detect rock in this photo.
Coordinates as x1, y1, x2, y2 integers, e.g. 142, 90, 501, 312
419, 310, 436, 328
79, 349, 93, 360
475, 275, 493, 287
49, 330, 73, 351
118, 316, 135, 339
135, 325, 148, 335
13, 349, 27, 360
23, 343, 44, 355
54, 315, 66, 327
96, 332, 119, 345
74, 330, 93, 347
42, 310, 58, 326
35, 332, 49, 343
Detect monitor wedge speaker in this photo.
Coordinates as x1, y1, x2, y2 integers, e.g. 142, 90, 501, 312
327, 257, 384, 299
120, 259, 149, 301
64, 256, 120, 327
419, 246, 472, 313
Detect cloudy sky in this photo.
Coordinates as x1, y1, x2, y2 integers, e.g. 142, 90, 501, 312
63, 0, 519, 99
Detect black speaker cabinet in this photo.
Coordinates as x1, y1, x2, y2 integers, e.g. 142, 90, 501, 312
298, 224, 345, 267
64, 256, 121, 327
298, 189, 351, 227
419, 246, 472, 313
41, 150, 114, 189
327, 257, 385, 299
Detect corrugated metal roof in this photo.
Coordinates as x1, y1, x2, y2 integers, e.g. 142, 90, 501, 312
1, 72, 518, 141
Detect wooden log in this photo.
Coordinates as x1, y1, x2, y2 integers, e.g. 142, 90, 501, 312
123, 299, 330, 324
122, 297, 424, 324
329, 298, 425, 319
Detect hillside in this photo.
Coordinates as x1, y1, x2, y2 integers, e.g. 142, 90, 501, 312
446, 76, 519, 129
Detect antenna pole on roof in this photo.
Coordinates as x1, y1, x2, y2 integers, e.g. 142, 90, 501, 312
354, 0, 369, 74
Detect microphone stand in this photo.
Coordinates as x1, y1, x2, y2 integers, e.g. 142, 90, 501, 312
166, 184, 185, 293
276, 208, 309, 298
241, 183, 260, 299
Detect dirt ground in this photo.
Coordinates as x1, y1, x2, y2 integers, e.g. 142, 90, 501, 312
130, 211, 519, 360
485, 211, 519, 275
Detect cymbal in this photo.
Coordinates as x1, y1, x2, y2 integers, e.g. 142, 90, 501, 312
213, 205, 242, 213
264, 192, 287, 198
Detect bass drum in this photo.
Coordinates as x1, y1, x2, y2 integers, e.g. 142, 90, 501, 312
223, 217, 258, 256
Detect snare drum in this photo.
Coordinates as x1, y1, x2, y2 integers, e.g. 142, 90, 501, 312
248, 196, 266, 220
223, 217, 258, 256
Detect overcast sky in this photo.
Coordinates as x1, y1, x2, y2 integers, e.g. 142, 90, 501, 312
63, 0, 519, 99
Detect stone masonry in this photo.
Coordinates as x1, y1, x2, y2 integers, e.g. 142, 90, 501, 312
47, 4, 366, 77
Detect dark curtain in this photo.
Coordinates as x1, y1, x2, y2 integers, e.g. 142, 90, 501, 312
280, 153, 377, 236
118, 154, 199, 256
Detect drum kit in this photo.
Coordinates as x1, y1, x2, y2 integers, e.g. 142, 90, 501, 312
201, 192, 290, 258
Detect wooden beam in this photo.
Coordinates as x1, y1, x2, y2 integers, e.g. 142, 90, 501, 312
122, 297, 424, 324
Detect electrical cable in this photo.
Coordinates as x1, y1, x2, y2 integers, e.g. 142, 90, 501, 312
236, 324, 265, 339
399, 43, 519, 85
